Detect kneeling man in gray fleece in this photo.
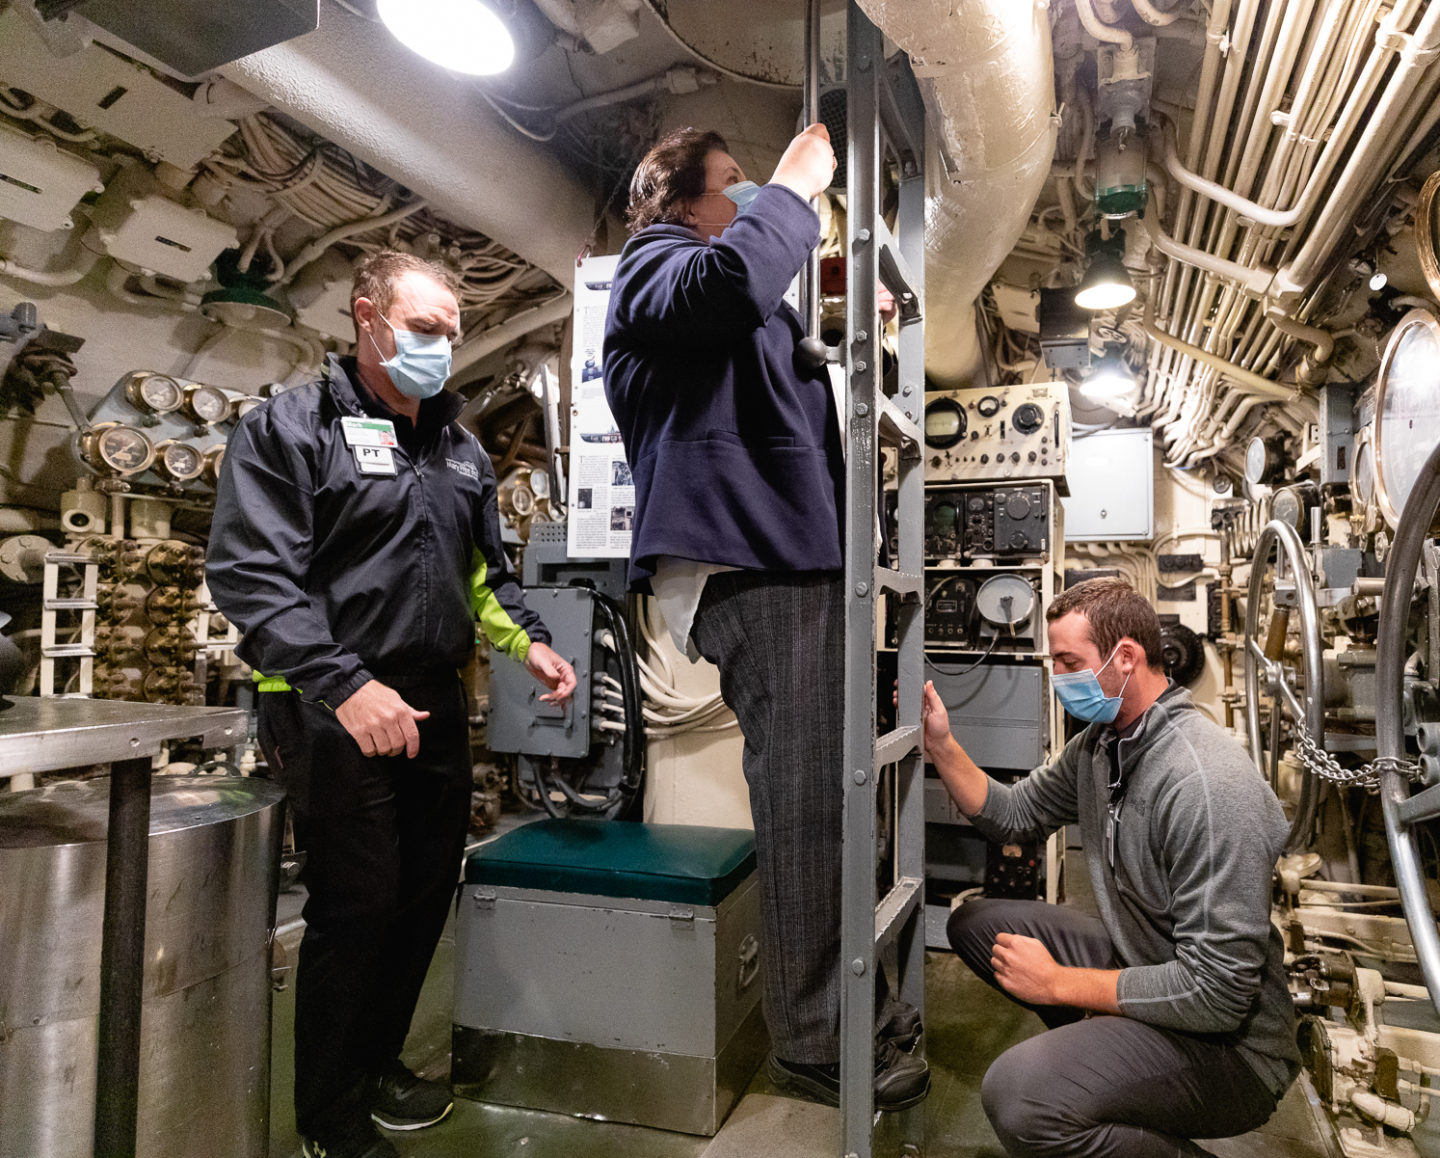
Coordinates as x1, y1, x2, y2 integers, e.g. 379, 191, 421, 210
929, 577, 1299, 1157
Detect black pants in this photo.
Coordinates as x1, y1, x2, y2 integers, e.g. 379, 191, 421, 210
258, 677, 472, 1137
948, 899, 1283, 1157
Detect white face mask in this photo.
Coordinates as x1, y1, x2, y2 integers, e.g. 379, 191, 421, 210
370, 312, 452, 399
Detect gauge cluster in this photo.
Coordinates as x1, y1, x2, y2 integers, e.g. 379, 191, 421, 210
73, 369, 265, 495
923, 381, 1071, 493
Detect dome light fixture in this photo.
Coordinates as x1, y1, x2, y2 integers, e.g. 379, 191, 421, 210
1074, 229, 1136, 312
377, 0, 516, 76
1080, 346, 1135, 400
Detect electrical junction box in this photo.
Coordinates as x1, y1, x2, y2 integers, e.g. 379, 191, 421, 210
992, 282, 1042, 335
1061, 426, 1154, 541
453, 819, 766, 1136
289, 251, 358, 343
0, 123, 105, 233
0, 11, 239, 170
486, 586, 595, 760
85, 165, 237, 283
925, 660, 1046, 772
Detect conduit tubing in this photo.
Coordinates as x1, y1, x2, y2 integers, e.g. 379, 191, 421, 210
1141, 291, 1294, 401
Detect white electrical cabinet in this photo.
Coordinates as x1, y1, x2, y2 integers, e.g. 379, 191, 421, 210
0, 123, 104, 233
1061, 427, 1155, 541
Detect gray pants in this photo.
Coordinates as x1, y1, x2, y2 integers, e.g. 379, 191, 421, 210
948, 899, 1281, 1157
691, 570, 844, 1064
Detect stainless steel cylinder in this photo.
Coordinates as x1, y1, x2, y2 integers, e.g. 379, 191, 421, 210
0, 775, 285, 1157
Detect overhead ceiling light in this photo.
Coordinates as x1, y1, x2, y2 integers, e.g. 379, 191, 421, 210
377, 0, 516, 75
1080, 347, 1135, 400
1074, 249, 1136, 311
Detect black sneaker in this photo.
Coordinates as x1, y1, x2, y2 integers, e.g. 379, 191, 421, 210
370, 1063, 454, 1131
769, 1041, 930, 1112
301, 1128, 399, 1158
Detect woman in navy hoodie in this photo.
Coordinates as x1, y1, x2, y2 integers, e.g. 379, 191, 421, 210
602, 124, 928, 1111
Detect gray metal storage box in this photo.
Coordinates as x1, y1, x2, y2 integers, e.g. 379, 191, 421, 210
452, 818, 766, 1135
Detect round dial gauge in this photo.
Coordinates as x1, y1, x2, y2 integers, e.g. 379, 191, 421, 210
233, 396, 264, 421
976, 394, 1003, 418
1375, 309, 1440, 528
976, 574, 1035, 628
85, 423, 156, 476
202, 444, 226, 485
124, 372, 183, 415
1272, 482, 1319, 536
1244, 436, 1270, 485
1352, 428, 1375, 506
156, 440, 205, 482
184, 383, 232, 425
924, 397, 967, 449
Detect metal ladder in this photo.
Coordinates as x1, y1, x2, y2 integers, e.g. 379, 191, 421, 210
834, 5, 928, 1155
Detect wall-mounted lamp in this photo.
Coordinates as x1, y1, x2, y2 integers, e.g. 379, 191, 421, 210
378, 0, 515, 75
1074, 231, 1135, 312
1080, 345, 1135, 400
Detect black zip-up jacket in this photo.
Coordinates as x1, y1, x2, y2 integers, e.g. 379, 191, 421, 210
206, 354, 548, 708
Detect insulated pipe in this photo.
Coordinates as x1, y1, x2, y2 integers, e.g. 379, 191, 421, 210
1141, 196, 1276, 295
1274, 2, 1440, 296
1075, 0, 1134, 51
450, 294, 574, 378
221, 10, 595, 284
1141, 290, 1294, 400
0, 251, 98, 287
1264, 306, 1334, 363
278, 199, 427, 285
1130, 0, 1184, 25
858, 0, 1056, 387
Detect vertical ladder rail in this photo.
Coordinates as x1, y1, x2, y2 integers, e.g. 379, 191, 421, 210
840, 4, 927, 1156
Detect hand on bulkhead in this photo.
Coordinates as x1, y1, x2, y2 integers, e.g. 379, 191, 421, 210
335, 678, 431, 759
770, 122, 837, 202
525, 640, 577, 705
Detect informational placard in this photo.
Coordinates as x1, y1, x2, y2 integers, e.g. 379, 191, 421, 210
566, 254, 632, 559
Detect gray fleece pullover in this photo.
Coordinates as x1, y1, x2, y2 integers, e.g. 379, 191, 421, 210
973, 684, 1301, 1096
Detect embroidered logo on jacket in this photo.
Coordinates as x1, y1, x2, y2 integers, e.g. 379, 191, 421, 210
446, 458, 480, 481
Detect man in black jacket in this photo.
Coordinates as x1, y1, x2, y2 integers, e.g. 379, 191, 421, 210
208, 250, 574, 1158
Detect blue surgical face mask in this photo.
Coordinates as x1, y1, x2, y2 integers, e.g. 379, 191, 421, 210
370, 313, 452, 400
1052, 643, 1132, 724
722, 180, 762, 213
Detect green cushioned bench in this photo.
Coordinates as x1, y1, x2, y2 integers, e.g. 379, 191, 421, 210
463, 817, 757, 907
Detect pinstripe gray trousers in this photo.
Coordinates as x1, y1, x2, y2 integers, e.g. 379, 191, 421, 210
690, 569, 845, 1064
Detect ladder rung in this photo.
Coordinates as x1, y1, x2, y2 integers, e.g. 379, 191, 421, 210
875, 218, 921, 321
877, 394, 921, 448
874, 724, 920, 770
43, 644, 95, 658
874, 875, 923, 951
44, 598, 98, 611
875, 566, 921, 597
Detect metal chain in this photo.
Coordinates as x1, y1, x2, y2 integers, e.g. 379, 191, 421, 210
1291, 725, 1425, 789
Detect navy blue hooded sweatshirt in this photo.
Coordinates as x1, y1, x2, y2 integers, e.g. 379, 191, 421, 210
602, 183, 844, 591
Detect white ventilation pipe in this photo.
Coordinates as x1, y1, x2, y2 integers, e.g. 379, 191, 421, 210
221, 8, 595, 285
858, 0, 1057, 387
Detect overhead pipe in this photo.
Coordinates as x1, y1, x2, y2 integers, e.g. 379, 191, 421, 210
1130, 0, 1184, 26
857, 0, 1057, 387
1141, 194, 1276, 295
1141, 289, 1295, 402
450, 293, 574, 379
1075, 0, 1134, 51
1272, 1, 1440, 297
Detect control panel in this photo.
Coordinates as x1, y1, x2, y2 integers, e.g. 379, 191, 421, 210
887, 569, 1041, 651
924, 381, 1070, 494
919, 485, 1051, 561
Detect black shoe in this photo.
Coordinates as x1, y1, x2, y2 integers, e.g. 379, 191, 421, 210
370, 1062, 454, 1131
301, 1127, 399, 1158
769, 1042, 930, 1112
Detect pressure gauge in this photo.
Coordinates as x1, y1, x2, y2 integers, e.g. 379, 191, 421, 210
1243, 434, 1288, 486
1352, 427, 1375, 506
233, 396, 264, 422
202, 444, 226, 485
924, 397, 967, 449
1374, 309, 1440, 529
1272, 482, 1319, 538
155, 440, 205, 483
183, 383, 232, 426
976, 573, 1035, 629
82, 423, 156, 477
123, 372, 183, 415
